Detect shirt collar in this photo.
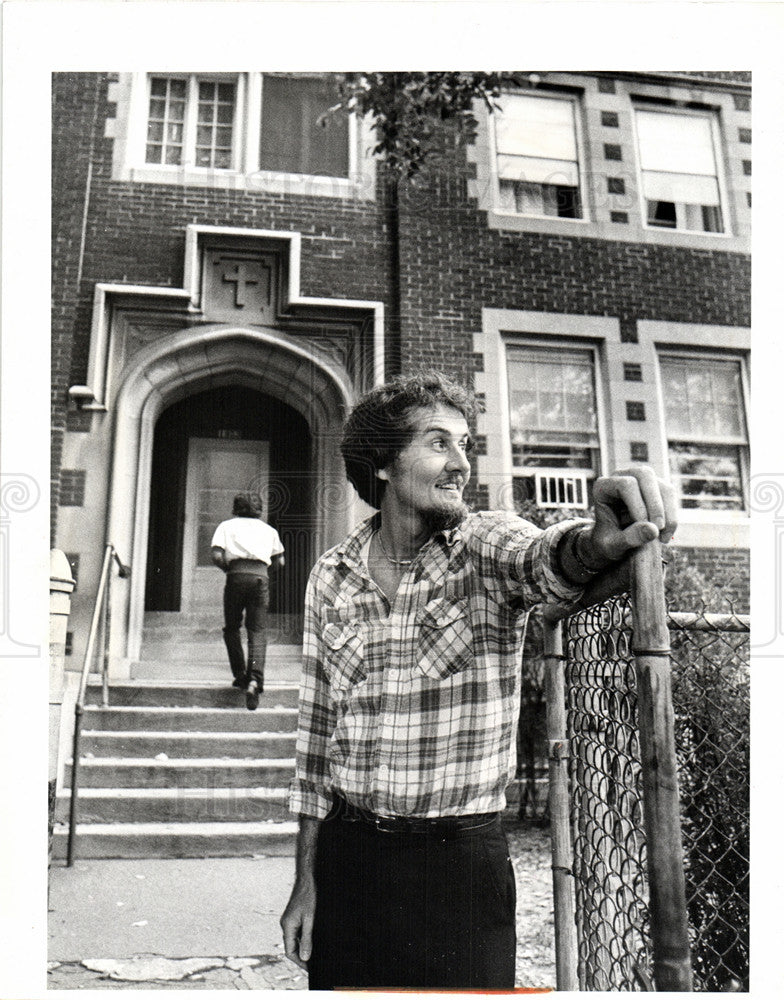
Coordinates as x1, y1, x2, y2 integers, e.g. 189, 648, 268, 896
331, 512, 463, 568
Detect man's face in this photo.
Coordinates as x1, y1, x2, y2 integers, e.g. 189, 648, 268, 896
378, 404, 472, 529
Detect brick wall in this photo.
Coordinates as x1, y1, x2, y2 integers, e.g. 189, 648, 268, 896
392, 127, 749, 370
675, 545, 750, 613
52, 74, 751, 564
52, 74, 109, 538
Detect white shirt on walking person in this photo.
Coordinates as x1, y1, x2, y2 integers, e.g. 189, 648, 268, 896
211, 517, 284, 566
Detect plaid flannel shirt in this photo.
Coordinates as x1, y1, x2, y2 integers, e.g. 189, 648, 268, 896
288, 510, 588, 820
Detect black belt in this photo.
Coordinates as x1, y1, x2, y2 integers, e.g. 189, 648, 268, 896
331, 794, 499, 835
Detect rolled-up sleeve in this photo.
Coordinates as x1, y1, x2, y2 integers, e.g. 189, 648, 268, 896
287, 573, 336, 820
467, 512, 591, 609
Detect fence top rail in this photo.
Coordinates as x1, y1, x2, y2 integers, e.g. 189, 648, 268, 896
667, 611, 750, 633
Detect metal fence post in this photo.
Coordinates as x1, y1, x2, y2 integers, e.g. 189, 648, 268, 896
543, 613, 579, 991
631, 540, 692, 991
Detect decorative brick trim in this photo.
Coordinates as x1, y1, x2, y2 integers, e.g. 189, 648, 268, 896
59, 469, 86, 506
610, 211, 628, 224
472, 352, 485, 373
733, 93, 751, 112
738, 127, 751, 144
607, 177, 626, 195
597, 78, 616, 94
472, 434, 488, 457
623, 363, 643, 382
620, 320, 638, 344
626, 401, 646, 421
630, 441, 649, 462
601, 111, 619, 128
742, 159, 752, 176
604, 143, 623, 161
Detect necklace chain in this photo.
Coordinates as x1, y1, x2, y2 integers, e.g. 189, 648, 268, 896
376, 531, 416, 567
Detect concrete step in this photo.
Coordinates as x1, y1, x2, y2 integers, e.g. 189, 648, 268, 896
80, 730, 297, 759
130, 660, 303, 683
66, 757, 295, 789
51, 820, 298, 859
82, 704, 298, 732
139, 641, 303, 662
85, 683, 299, 709
55, 786, 290, 824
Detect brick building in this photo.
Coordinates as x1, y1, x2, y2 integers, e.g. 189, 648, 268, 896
52, 71, 751, 677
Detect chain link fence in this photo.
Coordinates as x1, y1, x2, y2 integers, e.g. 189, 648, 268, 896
669, 610, 750, 992
543, 548, 750, 991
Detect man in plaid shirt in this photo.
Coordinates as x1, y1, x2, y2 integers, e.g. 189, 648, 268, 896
281, 372, 676, 989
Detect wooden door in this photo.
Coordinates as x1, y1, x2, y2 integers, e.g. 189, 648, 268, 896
181, 438, 270, 611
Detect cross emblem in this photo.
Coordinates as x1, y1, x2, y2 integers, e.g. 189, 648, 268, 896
219, 262, 259, 308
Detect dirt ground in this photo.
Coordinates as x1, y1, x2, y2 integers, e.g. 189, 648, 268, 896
505, 821, 556, 990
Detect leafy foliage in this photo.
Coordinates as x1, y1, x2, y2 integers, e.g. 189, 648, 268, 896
325, 72, 527, 179
665, 550, 750, 990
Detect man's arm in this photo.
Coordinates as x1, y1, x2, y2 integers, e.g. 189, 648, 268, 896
211, 546, 228, 572
280, 569, 336, 968
280, 817, 321, 969
558, 466, 677, 584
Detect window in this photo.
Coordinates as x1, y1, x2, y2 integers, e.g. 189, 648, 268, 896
146, 76, 237, 169
494, 94, 583, 220
659, 355, 748, 511
260, 75, 348, 177
506, 345, 600, 508
635, 108, 726, 234
141, 74, 349, 178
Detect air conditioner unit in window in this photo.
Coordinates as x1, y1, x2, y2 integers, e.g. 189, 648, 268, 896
533, 468, 590, 509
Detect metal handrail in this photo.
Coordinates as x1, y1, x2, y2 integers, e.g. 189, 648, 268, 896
66, 544, 130, 867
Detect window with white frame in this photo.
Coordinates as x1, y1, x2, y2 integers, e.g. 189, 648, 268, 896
506, 344, 600, 508
635, 108, 726, 234
146, 76, 238, 169
142, 73, 349, 177
658, 354, 748, 511
494, 94, 583, 220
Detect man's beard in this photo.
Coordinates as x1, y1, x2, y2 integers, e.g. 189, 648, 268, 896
422, 499, 470, 534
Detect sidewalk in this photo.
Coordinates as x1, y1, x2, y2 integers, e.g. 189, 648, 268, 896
48, 856, 307, 990
47, 825, 556, 991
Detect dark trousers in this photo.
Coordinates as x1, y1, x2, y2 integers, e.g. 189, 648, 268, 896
308, 811, 517, 990
222, 573, 268, 687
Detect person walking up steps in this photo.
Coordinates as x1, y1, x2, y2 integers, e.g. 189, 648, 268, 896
211, 494, 285, 710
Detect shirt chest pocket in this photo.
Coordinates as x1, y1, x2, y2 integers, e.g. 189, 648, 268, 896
322, 621, 367, 696
416, 598, 473, 681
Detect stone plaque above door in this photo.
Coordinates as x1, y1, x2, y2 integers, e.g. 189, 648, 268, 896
202, 248, 277, 323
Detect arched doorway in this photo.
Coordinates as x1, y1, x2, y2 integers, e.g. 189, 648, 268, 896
145, 386, 313, 635
107, 325, 357, 675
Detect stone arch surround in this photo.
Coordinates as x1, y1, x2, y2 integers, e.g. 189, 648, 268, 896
108, 325, 356, 669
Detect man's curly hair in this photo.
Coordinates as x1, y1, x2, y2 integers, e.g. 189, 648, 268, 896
340, 372, 477, 508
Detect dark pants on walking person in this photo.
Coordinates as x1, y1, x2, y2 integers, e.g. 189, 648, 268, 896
222, 570, 269, 689
307, 800, 517, 990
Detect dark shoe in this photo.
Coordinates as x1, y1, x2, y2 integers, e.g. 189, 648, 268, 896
245, 680, 259, 711
232, 678, 245, 689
